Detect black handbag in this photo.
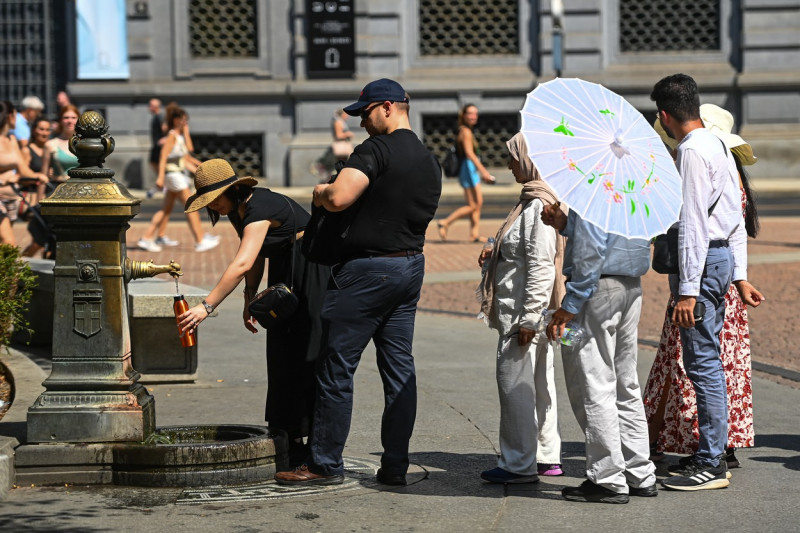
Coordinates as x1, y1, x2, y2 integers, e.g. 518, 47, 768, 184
651, 194, 722, 274
248, 196, 300, 329
248, 283, 299, 329
651, 226, 680, 274
653, 137, 731, 275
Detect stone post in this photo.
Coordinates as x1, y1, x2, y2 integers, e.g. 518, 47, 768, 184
26, 111, 155, 443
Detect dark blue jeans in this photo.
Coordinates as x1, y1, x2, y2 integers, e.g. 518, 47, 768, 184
309, 254, 425, 476
669, 243, 733, 465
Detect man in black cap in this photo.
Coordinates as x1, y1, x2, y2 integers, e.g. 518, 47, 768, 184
275, 78, 442, 486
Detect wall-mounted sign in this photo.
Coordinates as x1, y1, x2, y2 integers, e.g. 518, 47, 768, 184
76, 0, 130, 80
306, 0, 355, 78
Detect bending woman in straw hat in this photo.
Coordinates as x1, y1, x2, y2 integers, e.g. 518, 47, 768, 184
644, 104, 763, 469
179, 159, 330, 466
477, 132, 566, 484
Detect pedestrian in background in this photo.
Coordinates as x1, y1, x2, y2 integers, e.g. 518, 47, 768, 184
1, 101, 49, 244
477, 132, 565, 485
437, 103, 495, 243
44, 105, 80, 184
51, 90, 73, 135
138, 106, 218, 253
10, 95, 45, 149
147, 98, 166, 183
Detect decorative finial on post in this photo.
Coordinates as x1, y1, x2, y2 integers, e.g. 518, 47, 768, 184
68, 110, 116, 178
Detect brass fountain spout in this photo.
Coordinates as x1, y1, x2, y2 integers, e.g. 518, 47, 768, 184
124, 258, 183, 282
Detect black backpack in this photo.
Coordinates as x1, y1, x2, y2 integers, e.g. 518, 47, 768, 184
441, 146, 460, 178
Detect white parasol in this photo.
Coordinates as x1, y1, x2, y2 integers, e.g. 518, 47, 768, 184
520, 77, 682, 239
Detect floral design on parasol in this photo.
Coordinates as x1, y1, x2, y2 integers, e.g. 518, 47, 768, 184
520, 78, 682, 239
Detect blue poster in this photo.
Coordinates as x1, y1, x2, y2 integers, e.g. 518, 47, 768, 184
76, 0, 130, 80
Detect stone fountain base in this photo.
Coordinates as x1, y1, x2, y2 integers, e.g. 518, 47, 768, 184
14, 425, 287, 487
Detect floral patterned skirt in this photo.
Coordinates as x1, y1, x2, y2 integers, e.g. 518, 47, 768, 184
642, 285, 754, 454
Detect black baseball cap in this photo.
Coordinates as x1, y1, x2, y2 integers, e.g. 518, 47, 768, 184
343, 78, 409, 116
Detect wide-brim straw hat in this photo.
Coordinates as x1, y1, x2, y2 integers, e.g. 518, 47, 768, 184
699, 103, 757, 166
184, 159, 258, 213
652, 104, 757, 165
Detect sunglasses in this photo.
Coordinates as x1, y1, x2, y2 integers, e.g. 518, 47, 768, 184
359, 102, 383, 120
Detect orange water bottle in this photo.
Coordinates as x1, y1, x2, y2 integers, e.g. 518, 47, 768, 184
173, 295, 196, 347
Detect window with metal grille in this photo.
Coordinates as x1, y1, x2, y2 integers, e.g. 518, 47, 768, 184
418, 0, 519, 56
619, 0, 720, 52
189, 0, 258, 58
192, 134, 264, 177
0, 0, 56, 111
423, 113, 519, 168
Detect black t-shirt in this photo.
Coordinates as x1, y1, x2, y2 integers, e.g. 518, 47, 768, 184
342, 129, 442, 256
150, 113, 163, 147
230, 188, 311, 258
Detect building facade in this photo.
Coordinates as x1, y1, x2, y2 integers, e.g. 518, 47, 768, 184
2, 0, 798, 187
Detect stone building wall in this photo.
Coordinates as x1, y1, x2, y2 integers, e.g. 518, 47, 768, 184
53, 0, 798, 188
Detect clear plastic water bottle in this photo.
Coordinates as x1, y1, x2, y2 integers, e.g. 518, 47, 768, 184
539, 309, 584, 346
480, 237, 496, 277
146, 186, 163, 199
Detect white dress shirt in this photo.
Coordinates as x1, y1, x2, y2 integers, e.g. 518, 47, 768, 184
675, 128, 748, 296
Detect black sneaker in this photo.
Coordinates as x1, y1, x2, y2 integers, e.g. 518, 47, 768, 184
628, 483, 658, 497
562, 480, 629, 504
670, 454, 732, 479
726, 447, 740, 469
661, 455, 729, 491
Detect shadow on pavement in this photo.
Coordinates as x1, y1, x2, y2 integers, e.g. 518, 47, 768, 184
399, 445, 591, 499
0, 498, 107, 532
751, 434, 800, 471
754, 433, 800, 452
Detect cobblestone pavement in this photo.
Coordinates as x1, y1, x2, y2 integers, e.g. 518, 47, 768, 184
12, 209, 800, 376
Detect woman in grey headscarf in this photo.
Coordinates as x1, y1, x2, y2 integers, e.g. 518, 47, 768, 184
477, 132, 567, 483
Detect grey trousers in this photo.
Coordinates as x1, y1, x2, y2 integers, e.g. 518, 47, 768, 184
562, 276, 656, 493
496, 332, 562, 475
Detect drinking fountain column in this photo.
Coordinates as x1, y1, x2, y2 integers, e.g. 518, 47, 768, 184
26, 110, 178, 443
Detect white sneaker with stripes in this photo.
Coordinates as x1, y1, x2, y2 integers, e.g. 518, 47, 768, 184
661, 455, 729, 491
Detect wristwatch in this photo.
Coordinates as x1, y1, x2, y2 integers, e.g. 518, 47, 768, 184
201, 299, 215, 315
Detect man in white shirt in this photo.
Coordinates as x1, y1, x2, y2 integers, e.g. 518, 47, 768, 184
11, 95, 44, 149
650, 74, 763, 491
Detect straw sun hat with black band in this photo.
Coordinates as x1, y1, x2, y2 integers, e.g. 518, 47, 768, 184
652, 103, 757, 166
184, 159, 258, 213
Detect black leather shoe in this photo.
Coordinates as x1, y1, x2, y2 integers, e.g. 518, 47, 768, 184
629, 483, 658, 497
562, 480, 629, 504
376, 468, 407, 486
